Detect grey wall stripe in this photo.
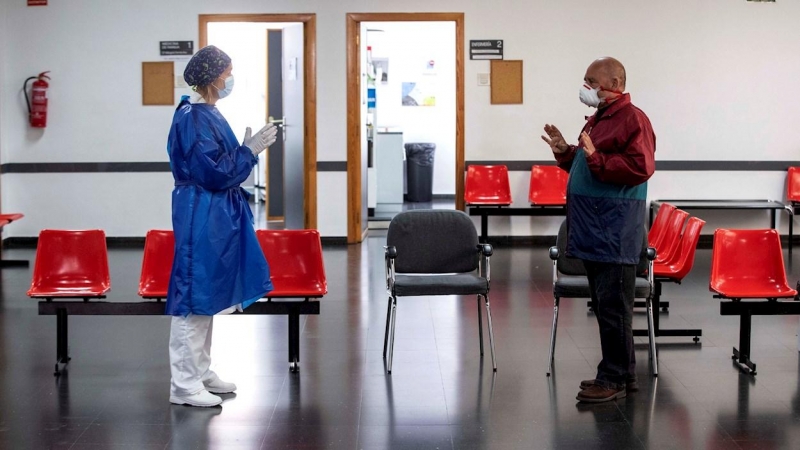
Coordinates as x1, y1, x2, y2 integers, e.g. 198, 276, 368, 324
1, 162, 171, 173
465, 160, 800, 171
2, 160, 798, 174
0, 161, 351, 173
316, 161, 347, 171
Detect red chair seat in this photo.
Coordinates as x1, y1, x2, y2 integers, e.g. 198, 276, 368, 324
654, 209, 689, 265
528, 165, 567, 206
0, 219, 9, 228
653, 217, 705, 280
465, 165, 512, 206
648, 203, 676, 249
256, 230, 327, 298
787, 167, 800, 204
0, 213, 23, 223
27, 230, 111, 298
710, 229, 797, 299
138, 230, 175, 298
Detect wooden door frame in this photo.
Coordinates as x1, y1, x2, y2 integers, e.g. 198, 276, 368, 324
199, 13, 317, 230
346, 13, 465, 244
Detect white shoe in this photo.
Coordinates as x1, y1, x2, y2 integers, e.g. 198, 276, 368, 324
204, 378, 237, 394
170, 390, 222, 407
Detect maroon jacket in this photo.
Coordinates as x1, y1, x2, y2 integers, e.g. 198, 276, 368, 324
555, 93, 656, 186
553, 94, 656, 264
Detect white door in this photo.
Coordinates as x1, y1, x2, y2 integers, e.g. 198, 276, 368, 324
282, 24, 305, 230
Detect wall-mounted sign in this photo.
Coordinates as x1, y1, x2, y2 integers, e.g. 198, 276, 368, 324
470, 40, 503, 60
160, 41, 194, 57
27, 0, 47, 5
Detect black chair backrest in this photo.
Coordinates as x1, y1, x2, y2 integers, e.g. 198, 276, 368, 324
387, 210, 479, 274
556, 220, 648, 276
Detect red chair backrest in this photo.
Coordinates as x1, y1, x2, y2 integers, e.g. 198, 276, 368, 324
138, 230, 175, 298
27, 229, 111, 297
710, 229, 795, 298
654, 209, 689, 264
464, 165, 512, 205
648, 203, 677, 249
256, 229, 327, 298
660, 217, 705, 280
528, 165, 567, 205
788, 167, 800, 203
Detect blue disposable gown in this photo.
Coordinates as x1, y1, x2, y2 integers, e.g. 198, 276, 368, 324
165, 96, 273, 316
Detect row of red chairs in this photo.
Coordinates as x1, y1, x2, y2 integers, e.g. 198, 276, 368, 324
468, 165, 800, 209
464, 165, 567, 207
27, 229, 327, 301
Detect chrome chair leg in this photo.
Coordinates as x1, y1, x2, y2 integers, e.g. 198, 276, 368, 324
383, 295, 393, 358
483, 294, 497, 372
477, 295, 485, 356
387, 296, 398, 374
646, 294, 658, 377
547, 296, 560, 377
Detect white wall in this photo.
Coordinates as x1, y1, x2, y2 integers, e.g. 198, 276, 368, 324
1, 0, 799, 238
366, 21, 456, 196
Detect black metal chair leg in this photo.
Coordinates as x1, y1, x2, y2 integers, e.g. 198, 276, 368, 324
288, 309, 300, 373
477, 295, 484, 356
55, 309, 70, 376
383, 296, 392, 358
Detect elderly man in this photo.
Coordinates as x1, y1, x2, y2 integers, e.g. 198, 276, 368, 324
541, 57, 656, 403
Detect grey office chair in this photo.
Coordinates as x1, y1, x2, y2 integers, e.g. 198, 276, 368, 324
383, 209, 496, 373
547, 219, 657, 376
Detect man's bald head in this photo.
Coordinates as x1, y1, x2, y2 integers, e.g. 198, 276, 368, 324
585, 57, 627, 92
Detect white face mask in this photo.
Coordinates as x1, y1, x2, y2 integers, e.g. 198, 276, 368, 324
579, 84, 601, 108
214, 75, 235, 99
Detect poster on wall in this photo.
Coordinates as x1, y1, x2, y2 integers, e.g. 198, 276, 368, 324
27, 0, 47, 5
373, 58, 389, 85
402, 77, 436, 107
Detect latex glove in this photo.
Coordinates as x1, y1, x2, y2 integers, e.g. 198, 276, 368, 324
243, 124, 278, 156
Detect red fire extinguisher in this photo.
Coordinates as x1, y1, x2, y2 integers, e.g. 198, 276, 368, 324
24, 71, 50, 128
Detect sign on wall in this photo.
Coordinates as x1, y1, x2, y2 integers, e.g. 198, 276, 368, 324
27, 0, 47, 5
160, 41, 194, 57
470, 40, 503, 60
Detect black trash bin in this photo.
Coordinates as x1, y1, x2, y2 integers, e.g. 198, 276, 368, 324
405, 143, 436, 202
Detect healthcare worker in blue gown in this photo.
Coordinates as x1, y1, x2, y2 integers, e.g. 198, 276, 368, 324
166, 45, 276, 408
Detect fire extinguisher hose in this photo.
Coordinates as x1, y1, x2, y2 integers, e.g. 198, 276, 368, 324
23, 77, 37, 116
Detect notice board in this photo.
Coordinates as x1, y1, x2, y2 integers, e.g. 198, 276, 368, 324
142, 61, 174, 106
490, 60, 523, 105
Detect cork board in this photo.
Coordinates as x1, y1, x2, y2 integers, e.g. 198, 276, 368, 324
142, 61, 174, 106
490, 60, 523, 105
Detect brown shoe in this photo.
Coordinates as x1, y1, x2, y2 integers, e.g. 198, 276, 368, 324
576, 384, 627, 403
580, 378, 638, 392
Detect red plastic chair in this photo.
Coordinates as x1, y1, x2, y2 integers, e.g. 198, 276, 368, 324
710, 229, 797, 299
528, 165, 567, 206
787, 167, 800, 204
654, 209, 689, 265
654, 217, 705, 280
0, 219, 9, 228
256, 230, 327, 298
27, 230, 111, 298
138, 230, 175, 299
464, 165, 512, 206
0, 213, 24, 223
648, 203, 677, 249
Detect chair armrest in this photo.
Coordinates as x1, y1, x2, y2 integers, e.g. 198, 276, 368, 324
549, 246, 559, 260
646, 247, 656, 261
477, 244, 493, 257
385, 246, 397, 259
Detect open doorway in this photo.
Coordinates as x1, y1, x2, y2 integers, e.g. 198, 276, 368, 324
199, 14, 317, 230
363, 22, 457, 229
346, 13, 465, 243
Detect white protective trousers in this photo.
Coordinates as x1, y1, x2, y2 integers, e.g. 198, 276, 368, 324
169, 314, 220, 397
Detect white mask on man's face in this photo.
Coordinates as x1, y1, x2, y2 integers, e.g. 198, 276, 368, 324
579, 84, 602, 108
